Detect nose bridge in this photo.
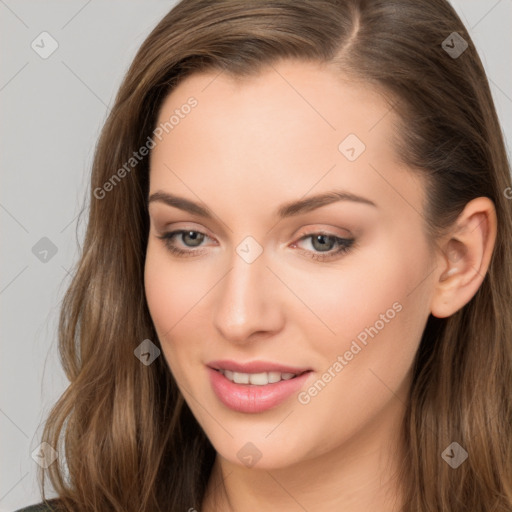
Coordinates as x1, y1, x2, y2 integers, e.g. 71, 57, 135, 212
213, 238, 278, 341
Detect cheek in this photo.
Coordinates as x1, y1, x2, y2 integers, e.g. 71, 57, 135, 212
144, 242, 203, 336
289, 229, 432, 397
144, 248, 176, 335
291, 242, 428, 343
144, 242, 216, 381
289, 244, 430, 447
144, 246, 193, 367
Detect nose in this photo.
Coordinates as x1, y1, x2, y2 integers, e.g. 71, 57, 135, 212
212, 243, 283, 344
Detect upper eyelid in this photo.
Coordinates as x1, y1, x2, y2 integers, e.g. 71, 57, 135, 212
157, 220, 352, 238
156, 222, 215, 239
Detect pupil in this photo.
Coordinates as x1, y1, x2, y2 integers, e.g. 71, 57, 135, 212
312, 234, 334, 252
184, 231, 203, 246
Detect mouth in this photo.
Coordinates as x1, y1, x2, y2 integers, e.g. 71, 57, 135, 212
206, 360, 314, 413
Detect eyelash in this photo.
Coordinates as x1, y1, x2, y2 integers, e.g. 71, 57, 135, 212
156, 229, 355, 262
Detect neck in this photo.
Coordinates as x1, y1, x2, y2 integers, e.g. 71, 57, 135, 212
201, 394, 407, 512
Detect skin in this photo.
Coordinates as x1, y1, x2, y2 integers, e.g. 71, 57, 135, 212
144, 59, 497, 511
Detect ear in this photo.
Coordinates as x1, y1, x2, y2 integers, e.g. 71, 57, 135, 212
430, 197, 497, 318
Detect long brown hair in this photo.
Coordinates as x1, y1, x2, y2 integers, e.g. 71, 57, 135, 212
38, 0, 512, 510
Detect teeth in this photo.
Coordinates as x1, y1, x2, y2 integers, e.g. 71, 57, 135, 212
268, 371, 281, 383
247, 372, 268, 385
219, 369, 299, 385
233, 371, 249, 384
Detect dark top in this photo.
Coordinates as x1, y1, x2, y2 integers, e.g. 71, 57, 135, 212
13, 499, 62, 512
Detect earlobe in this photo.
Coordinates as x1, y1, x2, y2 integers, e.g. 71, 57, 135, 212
430, 197, 497, 319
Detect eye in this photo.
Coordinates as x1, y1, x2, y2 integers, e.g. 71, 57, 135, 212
156, 229, 212, 257
156, 229, 355, 262
292, 232, 355, 262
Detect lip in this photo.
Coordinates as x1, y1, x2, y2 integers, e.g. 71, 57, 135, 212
207, 359, 312, 374
207, 365, 313, 413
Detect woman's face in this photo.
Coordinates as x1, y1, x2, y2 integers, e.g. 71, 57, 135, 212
144, 59, 436, 469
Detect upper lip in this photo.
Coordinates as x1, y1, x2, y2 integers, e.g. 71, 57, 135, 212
207, 359, 312, 374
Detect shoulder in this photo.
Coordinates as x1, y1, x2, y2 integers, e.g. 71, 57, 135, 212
13, 499, 63, 512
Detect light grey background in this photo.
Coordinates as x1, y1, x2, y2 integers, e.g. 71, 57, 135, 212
1, 1, 511, 510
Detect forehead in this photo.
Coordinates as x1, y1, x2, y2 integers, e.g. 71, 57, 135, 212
148, 59, 424, 226
155, 59, 396, 148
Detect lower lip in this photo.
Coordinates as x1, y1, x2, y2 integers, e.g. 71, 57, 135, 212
207, 367, 312, 413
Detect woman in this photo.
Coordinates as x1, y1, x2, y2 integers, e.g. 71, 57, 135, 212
17, 0, 512, 510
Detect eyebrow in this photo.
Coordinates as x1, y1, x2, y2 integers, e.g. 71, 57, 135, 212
147, 189, 377, 219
